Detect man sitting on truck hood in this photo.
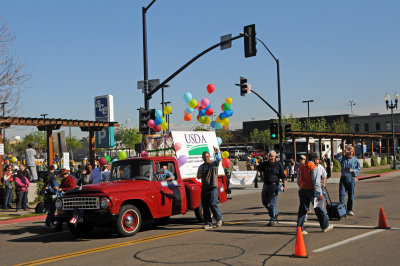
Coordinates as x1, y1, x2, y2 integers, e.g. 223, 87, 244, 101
157, 164, 175, 181
197, 146, 223, 230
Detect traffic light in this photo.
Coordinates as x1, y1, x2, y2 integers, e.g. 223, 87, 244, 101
244, 24, 257, 58
285, 123, 292, 138
270, 123, 278, 140
240, 76, 248, 96
139, 108, 150, 135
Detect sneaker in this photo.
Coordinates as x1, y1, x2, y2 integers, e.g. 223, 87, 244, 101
203, 225, 213, 230
302, 230, 308, 235
323, 224, 334, 233
216, 219, 223, 227
347, 211, 354, 216
267, 221, 277, 226
274, 212, 280, 221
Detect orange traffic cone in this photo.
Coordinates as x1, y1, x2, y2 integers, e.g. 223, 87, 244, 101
378, 206, 390, 229
291, 226, 308, 258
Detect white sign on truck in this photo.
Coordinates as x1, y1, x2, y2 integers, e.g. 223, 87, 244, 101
171, 131, 225, 179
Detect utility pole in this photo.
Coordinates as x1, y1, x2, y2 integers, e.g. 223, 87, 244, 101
348, 100, 356, 115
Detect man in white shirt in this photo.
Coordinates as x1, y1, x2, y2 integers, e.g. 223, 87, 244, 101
25, 144, 38, 182
311, 155, 332, 232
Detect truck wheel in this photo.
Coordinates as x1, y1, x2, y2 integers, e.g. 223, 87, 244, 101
67, 222, 94, 237
115, 204, 142, 237
194, 203, 204, 222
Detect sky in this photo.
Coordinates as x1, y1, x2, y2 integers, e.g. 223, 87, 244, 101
1, 0, 400, 139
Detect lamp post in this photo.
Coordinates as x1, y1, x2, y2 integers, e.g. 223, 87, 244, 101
385, 92, 398, 169
302, 100, 314, 131
1, 101, 7, 152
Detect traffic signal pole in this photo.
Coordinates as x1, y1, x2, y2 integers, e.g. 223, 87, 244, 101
255, 37, 284, 161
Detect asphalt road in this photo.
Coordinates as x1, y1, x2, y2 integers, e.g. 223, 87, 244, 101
1, 172, 399, 266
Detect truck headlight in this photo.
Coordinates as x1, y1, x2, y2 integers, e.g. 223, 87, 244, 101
100, 197, 110, 209
55, 199, 63, 209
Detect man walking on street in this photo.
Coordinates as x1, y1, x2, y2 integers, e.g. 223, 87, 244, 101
197, 147, 223, 230
297, 154, 333, 235
257, 150, 286, 226
338, 145, 360, 216
25, 144, 38, 182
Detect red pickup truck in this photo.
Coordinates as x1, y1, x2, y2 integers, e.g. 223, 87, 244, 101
55, 156, 228, 237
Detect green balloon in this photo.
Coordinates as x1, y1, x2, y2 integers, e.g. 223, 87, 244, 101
104, 155, 111, 164
189, 99, 198, 109
222, 103, 231, 111
118, 151, 127, 160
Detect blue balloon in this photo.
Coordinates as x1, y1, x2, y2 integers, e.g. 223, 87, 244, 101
214, 122, 223, 130
155, 109, 163, 118
199, 109, 206, 117
204, 104, 211, 111
112, 158, 118, 162
219, 112, 227, 120
228, 109, 234, 117
222, 110, 230, 118
216, 137, 222, 146
186, 106, 193, 114
210, 121, 216, 128
184, 92, 192, 103
155, 117, 163, 125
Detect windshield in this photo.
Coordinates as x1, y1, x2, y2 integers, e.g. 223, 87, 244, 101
110, 160, 154, 181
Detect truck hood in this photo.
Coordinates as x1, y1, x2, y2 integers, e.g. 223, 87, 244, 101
66, 180, 151, 195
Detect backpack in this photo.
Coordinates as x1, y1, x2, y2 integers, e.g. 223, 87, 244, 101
35, 201, 47, 213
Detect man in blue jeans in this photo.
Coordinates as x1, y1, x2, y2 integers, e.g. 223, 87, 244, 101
338, 145, 360, 216
257, 150, 286, 226
197, 147, 223, 230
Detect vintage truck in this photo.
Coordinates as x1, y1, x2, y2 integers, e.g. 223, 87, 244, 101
55, 131, 228, 237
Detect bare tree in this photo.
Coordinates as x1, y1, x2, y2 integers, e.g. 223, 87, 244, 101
0, 17, 30, 116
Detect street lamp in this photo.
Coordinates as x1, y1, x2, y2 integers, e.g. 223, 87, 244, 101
385, 92, 398, 169
302, 100, 314, 131
348, 100, 356, 115
40, 113, 48, 119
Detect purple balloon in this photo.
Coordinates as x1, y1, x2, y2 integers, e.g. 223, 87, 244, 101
177, 155, 187, 166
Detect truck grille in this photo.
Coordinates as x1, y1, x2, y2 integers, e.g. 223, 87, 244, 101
62, 197, 99, 210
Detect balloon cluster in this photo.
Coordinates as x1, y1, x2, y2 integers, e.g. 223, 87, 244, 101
182, 84, 234, 129
147, 106, 172, 133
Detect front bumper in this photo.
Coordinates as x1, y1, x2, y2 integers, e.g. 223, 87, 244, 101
56, 209, 118, 226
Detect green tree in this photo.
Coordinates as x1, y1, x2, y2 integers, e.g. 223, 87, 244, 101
330, 117, 350, 133
216, 129, 233, 143
307, 117, 329, 132
114, 127, 142, 149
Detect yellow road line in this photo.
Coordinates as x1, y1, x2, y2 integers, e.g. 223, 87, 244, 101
15, 228, 201, 266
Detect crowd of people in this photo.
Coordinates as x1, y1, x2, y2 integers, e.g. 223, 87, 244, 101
215, 145, 360, 233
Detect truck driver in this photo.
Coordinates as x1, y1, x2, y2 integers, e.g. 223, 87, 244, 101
157, 164, 175, 181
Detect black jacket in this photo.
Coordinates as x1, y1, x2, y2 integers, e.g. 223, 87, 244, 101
257, 160, 285, 184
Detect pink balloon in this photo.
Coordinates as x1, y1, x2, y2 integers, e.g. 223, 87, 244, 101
140, 150, 148, 157
147, 119, 155, 128
201, 98, 210, 108
154, 125, 161, 132
99, 157, 107, 166
207, 84, 215, 94
174, 142, 182, 151
206, 108, 214, 116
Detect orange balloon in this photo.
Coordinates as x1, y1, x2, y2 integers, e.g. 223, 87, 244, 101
184, 113, 192, 121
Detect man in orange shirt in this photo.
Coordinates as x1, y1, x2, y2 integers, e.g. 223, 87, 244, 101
296, 154, 333, 235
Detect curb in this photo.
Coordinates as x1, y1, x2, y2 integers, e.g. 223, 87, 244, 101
0, 215, 46, 226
